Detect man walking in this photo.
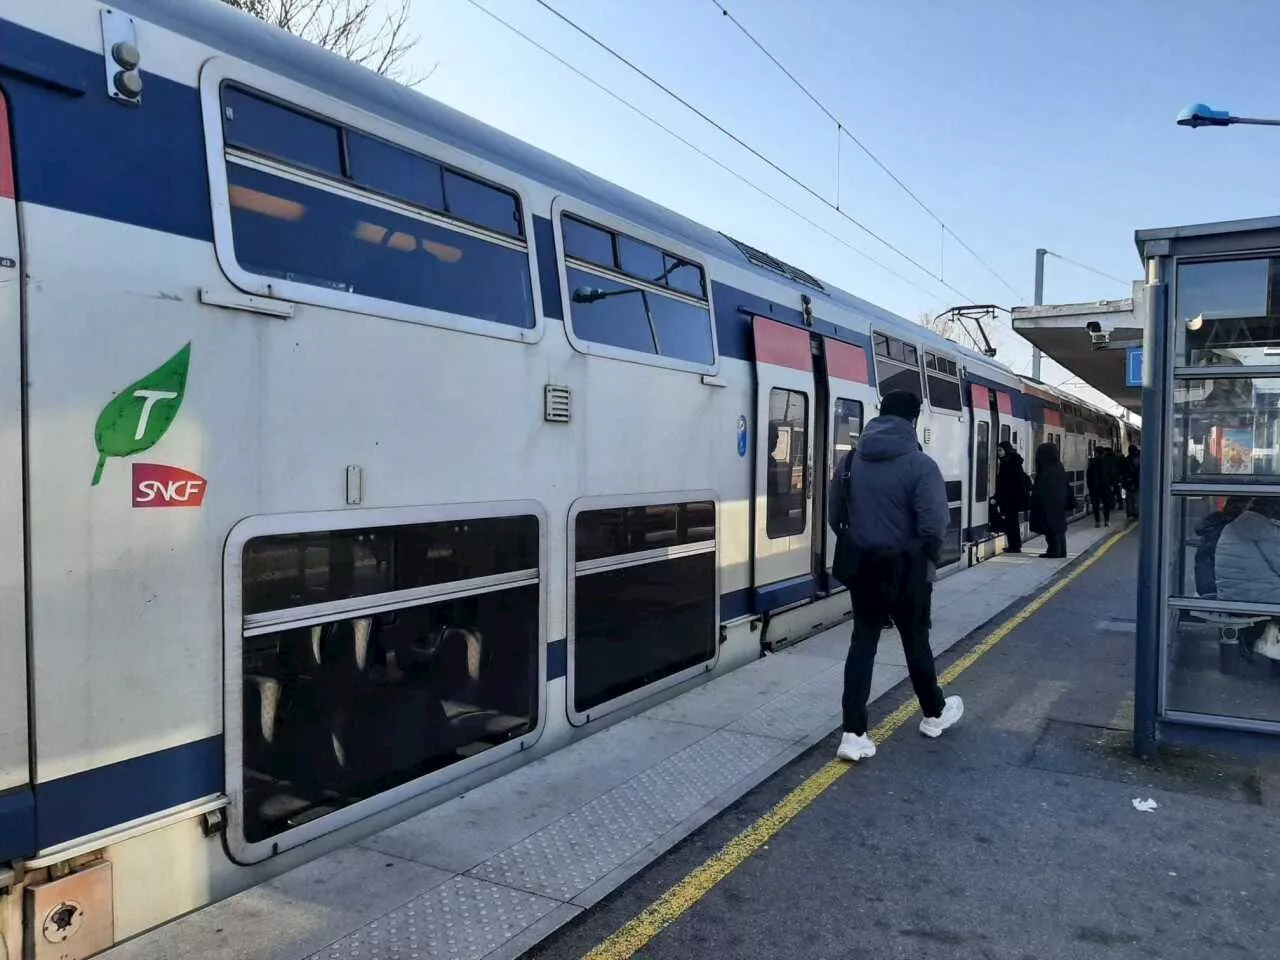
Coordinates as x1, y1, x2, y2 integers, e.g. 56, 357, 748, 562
828, 390, 963, 762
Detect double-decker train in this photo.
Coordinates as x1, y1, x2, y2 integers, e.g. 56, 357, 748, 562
0, 1, 1136, 954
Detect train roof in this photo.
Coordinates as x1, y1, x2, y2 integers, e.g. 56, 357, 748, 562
121, 0, 1027, 384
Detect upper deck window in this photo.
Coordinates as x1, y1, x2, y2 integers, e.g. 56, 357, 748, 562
217, 84, 533, 330
924, 351, 962, 411
562, 214, 714, 367
872, 332, 922, 400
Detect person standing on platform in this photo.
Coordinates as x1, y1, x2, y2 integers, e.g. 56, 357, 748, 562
1031, 442, 1073, 559
994, 441, 1030, 553
1123, 445, 1141, 519
827, 389, 963, 763
1086, 446, 1113, 528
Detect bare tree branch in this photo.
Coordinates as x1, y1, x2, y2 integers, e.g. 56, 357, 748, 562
221, 0, 427, 86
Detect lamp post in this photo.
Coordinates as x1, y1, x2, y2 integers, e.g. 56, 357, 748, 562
1176, 103, 1280, 128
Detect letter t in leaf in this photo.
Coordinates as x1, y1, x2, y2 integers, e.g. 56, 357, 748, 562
92, 343, 191, 485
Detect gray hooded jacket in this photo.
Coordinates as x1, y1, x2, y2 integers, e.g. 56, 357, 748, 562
1215, 510, 1280, 604
827, 414, 949, 557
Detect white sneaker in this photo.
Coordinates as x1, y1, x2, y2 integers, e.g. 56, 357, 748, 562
836, 732, 876, 762
919, 696, 964, 738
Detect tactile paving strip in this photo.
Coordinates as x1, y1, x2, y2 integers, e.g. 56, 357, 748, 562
466, 729, 785, 900
728, 668, 845, 741
305, 876, 558, 960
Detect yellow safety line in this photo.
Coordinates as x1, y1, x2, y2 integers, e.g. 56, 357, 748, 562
582, 525, 1134, 960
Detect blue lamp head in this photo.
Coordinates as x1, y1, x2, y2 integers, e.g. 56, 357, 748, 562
1177, 103, 1233, 128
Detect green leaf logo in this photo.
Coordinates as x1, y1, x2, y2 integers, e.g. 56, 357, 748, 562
92, 343, 191, 485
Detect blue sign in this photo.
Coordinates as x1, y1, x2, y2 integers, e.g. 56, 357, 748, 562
1125, 346, 1143, 388
736, 415, 748, 457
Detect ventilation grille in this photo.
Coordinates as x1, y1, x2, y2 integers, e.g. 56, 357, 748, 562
723, 235, 825, 292
544, 384, 571, 423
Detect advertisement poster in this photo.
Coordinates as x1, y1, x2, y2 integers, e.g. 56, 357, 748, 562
1220, 428, 1253, 474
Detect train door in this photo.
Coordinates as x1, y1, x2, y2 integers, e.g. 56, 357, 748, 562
969, 384, 995, 538
816, 337, 870, 590
0, 88, 33, 861
751, 317, 815, 610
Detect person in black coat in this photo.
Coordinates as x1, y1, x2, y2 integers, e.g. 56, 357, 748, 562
994, 441, 1030, 553
1085, 447, 1114, 528
1031, 442, 1074, 558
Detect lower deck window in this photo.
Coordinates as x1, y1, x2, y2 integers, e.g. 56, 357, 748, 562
239, 515, 539, 843
573, 501, 717, 713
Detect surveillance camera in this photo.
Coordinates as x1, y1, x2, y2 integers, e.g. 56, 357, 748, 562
1085, 320, 1109, 348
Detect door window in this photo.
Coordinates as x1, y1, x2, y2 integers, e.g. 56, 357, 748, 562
767, 388, 809, 538
975, 421, 990, 502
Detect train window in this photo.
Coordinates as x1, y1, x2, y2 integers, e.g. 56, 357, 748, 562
926, 375, 962, 412
1001, 424, 1011, 445
617, 235, 666, 283
649, 294, 716, 365
831, 398, 864, 470
442, 168, 523, 238
665, 255, 705, 298
565, 266, 658, 355
939, 506, 962, 568
238, 514, 541, 844
562, 215, 616, 268
227, 164, 536, 328
217, 87, 536, 332
873, 333, 923, 400
222, 86, 343, 177
766, 388, 809, 538
1176, 257, 1278, 366
974, 420, 990, 503
572, 500, 717, 713
562, 214, 714, 368
347, 132, 444, 213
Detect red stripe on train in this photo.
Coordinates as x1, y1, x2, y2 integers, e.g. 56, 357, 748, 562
970, 384, 990, 409
825, 338, 868, 384
0, 91, 13, 201
752, 316, 812, 372
1044, 408, 1063, 427
996, 391, 1013, 416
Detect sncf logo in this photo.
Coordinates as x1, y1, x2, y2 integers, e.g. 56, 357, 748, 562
132, 463, 207, 508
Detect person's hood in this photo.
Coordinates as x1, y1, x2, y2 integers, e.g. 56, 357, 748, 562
1035, 442, 1060, 472
997, 441, 1022, 467
856, 415, 919, 462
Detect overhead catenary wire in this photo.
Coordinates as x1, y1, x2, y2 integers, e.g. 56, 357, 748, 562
527, 0, 987, 307
705, 0, 1027, 303
1044, 251, 1132, 289
461, 0, 956, 307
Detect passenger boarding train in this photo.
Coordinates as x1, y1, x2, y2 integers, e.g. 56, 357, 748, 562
0, 1, 1137, 954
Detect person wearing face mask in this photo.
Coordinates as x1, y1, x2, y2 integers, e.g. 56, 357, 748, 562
994, 440, 1030, 553
827, 389, 963, 763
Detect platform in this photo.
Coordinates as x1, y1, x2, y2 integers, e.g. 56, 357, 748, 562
103, 523, 1117, 960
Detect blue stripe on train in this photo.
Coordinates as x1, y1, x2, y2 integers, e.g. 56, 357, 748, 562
0, 18, 213, 243
35, 736, 223, 849
0, 786, 35, 860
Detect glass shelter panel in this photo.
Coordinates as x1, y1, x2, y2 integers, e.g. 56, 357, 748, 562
1176, 257, 1280, 367
1172, 376, 1280, 482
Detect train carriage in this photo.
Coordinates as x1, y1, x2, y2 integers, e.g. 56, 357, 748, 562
0, 0, 1130, 953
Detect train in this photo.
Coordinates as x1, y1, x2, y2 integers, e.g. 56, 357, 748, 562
0, 0, 1137, 955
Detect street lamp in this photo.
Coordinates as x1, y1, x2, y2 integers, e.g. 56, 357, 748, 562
1176, 103, 1280, 128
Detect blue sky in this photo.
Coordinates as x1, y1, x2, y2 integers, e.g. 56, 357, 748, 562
407, 0, 1280, 410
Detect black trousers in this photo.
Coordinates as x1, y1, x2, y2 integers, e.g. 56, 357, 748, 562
1091, 493, 1111, 525
843, 560, 946, 735
998, 511, 1022, 552
1043, 528, 1067, 557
